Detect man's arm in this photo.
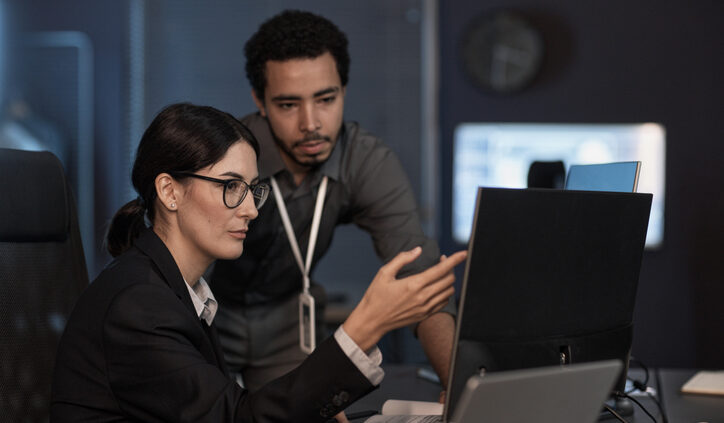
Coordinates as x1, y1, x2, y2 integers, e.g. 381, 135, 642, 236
417, 311, 455, 391
344, 130, 457, 386
344, 130, 441, 277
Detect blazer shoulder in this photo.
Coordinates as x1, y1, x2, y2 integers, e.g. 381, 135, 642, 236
77, 248, 167, 313
100, 248, 163, 288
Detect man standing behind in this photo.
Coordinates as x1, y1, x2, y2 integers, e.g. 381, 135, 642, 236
210, 9, 455, 396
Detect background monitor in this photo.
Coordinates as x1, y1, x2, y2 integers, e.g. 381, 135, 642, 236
452, 123, 665, 248
445, 187, 652, 420
565, 161, 641, 192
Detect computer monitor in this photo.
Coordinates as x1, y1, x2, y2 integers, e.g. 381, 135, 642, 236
444, 187, 652, 421
452, 123, 665, 248
565, 161, 641, 192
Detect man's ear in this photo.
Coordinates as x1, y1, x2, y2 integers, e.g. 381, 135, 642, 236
155, 173, 179, 212
251, 90, 267, 117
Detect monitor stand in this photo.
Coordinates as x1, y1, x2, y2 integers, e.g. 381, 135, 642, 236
599, 396, 634, 420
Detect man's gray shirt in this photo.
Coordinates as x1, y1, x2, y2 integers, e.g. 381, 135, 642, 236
210, 113, 448, 314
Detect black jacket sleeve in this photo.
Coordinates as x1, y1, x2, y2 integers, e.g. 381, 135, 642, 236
102, 283, 375, 422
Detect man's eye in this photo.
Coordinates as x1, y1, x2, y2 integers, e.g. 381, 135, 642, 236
278, 103, 296, 110
319, 96, 336, 104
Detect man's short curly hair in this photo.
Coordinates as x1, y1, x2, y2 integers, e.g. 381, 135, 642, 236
244, 10, 350, 99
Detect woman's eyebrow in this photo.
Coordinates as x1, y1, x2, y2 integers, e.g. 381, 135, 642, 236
219, 171, 243, 179
219, 171, 259, 183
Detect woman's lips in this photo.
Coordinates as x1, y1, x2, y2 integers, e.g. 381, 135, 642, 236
229, 230, 247, 240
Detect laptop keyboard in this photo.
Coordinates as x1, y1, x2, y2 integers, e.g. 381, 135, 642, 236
364, 415, 443, 423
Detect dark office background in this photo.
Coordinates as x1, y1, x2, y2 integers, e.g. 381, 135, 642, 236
2, 0, 722, 370
438, 1, 724, 370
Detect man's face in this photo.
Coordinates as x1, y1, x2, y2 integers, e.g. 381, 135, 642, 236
252, 52, 345, 173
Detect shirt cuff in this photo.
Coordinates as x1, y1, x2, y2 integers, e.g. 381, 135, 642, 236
334, 326, 385, 386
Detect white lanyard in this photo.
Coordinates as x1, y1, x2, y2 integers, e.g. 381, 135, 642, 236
269, 175, 328, 294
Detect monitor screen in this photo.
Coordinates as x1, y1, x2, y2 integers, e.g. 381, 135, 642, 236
565, 161, 641, 192
445, 187, 652, 418
452, 123, 665, 248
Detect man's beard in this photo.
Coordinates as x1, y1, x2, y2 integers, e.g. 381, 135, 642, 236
273, 131, 334, 169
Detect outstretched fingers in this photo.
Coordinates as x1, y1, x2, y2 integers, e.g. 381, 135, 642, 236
422, 271, 456, 301
379, 246, 423, 278
415, 251, 467, 287
424, 282, 455, 314
407, 270, 456, 321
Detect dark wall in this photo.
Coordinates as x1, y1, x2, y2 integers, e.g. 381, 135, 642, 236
439, 0, 724, 368
10, 1, 427, 285
13, 0, 127, 276
8, 0, 722, 369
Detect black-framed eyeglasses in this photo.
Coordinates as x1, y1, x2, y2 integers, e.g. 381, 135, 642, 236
171, 172, 270, 209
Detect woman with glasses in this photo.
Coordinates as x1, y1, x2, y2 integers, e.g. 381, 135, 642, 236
50, 103, 466, 422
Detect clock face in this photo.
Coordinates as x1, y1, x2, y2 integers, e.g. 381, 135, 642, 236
461, 11, 544, 93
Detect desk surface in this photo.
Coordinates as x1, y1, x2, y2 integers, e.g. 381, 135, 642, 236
346, 365, 724, 422
658, 369, 724, 423
347, 366, 442, 415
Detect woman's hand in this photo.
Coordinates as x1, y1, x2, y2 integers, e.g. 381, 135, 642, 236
343, 248, 467, 352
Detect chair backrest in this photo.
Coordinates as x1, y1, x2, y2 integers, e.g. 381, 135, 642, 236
0, 148, 89, 422
527, 160, 566, 189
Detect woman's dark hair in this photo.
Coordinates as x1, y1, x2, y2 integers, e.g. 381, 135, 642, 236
244, 9, 350, 99
106, 103, 259, 257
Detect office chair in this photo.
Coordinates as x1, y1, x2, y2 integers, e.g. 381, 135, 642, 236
527, 160, 566, 189
0, 148, 89, 422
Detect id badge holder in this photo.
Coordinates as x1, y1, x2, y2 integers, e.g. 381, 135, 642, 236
299, 291, 316, 354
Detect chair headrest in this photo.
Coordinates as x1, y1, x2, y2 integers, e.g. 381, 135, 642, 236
0, 149, 70, 241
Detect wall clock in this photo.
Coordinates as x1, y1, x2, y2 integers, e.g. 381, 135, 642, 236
461, 11, 545, 93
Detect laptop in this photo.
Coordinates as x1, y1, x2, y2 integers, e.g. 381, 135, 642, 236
365, 360, 621, 423
452, 360, 622, 423
564, 161, 641, 192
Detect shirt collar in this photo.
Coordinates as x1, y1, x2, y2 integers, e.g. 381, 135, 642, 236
184, 276, 217, 326
248, 113, 345, 182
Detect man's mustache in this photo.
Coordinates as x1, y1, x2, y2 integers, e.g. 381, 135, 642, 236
293, 133, 331, 147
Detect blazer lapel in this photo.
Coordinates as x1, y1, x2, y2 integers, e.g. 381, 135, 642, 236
134, 229, 226, 372
203, 323, 230, 376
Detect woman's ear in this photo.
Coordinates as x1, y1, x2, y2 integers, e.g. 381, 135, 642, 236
155, 173, 179, 212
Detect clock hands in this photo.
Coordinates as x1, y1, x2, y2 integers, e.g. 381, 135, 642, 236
491, 44, 535, 89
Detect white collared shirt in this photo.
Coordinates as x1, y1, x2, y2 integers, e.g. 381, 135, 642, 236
185, 277, 385, 386
334, 326, 385, 386
184, 276, 218, 326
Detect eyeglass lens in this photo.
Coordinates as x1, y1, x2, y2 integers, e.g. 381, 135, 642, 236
224, 181, 269, 209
